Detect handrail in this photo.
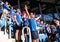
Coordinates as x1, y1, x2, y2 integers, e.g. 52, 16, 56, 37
21, 26, 32, 42
4, 15, 12, 39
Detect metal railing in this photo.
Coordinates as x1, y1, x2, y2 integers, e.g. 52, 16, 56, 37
21, 26, 32, 42
4, 15, 12, 39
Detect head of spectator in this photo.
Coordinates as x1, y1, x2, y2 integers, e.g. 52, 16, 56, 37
50, 19, 56, 26
40, 20, 44, 24
14, 9, 16, 13
22, 11, 26, 15
38, 19, 40, 22
39, 28, 44, 34
53, 19, 59, 26
43, 21, 46, 25
45, 23, 49, 27
5, 1, 8, 5
30, 12, 35, 18
16, 9, 21, 14
4, 1, 10, 10
50, 19, 57, 29
36, 19, 40, 24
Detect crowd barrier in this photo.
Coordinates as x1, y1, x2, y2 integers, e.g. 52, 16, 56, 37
21, 26, 32, 42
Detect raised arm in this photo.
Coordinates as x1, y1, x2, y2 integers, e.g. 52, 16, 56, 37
24, 5, 30, 18
35, 15, 41, 20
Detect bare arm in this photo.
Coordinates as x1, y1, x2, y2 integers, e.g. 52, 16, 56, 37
24, 5, 30, 18
35, 15, 41, 20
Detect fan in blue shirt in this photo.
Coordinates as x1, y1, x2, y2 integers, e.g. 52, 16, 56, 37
3, 1, 9, 9
16, 13, 22, 25
25, 5, 41, 42
10, 7, 14, 15
29, 18, 37, 31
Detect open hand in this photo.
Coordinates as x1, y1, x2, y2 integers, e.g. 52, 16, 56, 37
24, 5, 28, 10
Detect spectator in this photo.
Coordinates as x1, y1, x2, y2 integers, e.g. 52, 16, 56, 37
13, 9, 22, 42
39, 29, 48, 42
24, 5, 41, 42
22, 11, 29, 26
10, 7, 14, 16
40, 20, 45, 29
3, 1, 10, 10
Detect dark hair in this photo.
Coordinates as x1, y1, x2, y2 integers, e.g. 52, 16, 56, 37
39, 29, 44, 34
29, 12, 35, 15
50, 20, 56, 26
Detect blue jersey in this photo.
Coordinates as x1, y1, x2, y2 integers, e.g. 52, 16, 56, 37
10, 9, 14, 15
29, 18, 37, 31
16, 13, 22, 25
3, 4, 8, 9
23, 20, 29, 26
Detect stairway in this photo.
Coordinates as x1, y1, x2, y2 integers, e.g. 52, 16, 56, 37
0, 31, 15, 42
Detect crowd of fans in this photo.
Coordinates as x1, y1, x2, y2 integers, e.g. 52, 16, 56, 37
0, 1, 60, 42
